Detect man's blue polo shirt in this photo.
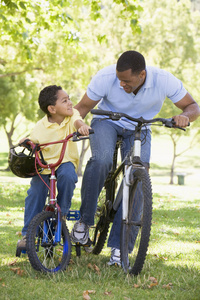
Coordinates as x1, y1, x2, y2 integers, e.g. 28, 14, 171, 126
87, 64, 187, 130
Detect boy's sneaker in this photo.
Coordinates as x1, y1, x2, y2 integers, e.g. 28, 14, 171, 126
107, 248, 121, 267
17, 235, 26, 250
71, 220, 90, 244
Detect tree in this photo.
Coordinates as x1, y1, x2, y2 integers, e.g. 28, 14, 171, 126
129, 0, 200, 183
0, 75, 39, 148
0, 0, 142, 146
0, 0, 143, 174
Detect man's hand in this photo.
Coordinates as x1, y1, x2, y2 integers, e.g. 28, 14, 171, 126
172, 115, 189, 128
77, 124, 92, 136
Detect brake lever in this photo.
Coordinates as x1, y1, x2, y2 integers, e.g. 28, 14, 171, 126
172, 125, 186, 131
19, 139, 32, 151
164, 118, 188, 131
72, 129, 94, 141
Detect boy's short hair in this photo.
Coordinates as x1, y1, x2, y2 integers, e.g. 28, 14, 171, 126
116, 51, 146, 75
39, 85, 62, 116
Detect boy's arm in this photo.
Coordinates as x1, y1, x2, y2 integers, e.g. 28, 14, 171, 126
74, 119, 92, 136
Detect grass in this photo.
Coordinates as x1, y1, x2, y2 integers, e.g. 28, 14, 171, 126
1, 133, 200, 300
0, 179, 200, 300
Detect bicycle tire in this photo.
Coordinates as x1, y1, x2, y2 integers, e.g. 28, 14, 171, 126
26, 211, 71, 273
90, 188, 110, 255
120, 168, 152, 275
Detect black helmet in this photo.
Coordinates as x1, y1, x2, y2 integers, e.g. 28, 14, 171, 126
8, 146, 43, 178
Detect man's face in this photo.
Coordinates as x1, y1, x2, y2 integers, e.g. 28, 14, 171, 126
116, 69, 146, 94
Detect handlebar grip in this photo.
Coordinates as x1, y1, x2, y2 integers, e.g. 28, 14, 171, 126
91, 109, 113, 116
89, 129, 94, 134
76, 129, 94, 137
171, 118, 190, 131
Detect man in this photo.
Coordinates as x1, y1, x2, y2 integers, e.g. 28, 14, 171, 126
71, 50, 200, 265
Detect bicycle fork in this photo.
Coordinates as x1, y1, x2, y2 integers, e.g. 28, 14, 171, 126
42, 172, 62, 245
122, 131, 144, 222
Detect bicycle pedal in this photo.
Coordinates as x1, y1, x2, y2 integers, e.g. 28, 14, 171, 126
66, 210, 81, 221
74, 238, 92, 247
84, 238, 93, 247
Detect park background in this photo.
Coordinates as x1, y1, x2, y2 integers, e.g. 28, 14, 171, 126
0, 0, 200, 299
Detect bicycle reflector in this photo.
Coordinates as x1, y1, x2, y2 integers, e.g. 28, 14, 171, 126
8, 146, 42, 178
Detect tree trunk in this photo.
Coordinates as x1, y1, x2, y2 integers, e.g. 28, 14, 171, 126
77, 139, 90, 177
3, 117, 16, 171
170, 153, 176, 184
169, 134, 176, 184
4, 117, 16, 149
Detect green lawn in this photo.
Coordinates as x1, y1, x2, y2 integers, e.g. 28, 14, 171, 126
1, 131, 200, 299
0, 179, 200, 300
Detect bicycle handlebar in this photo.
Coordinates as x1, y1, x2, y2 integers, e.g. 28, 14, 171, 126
73, 129, 94, 141
91, 109, 189, 131
19, 129, 94, 169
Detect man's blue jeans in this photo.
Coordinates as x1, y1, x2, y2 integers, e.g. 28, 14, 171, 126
22, 162, 77, 236
80, 119, 151, 249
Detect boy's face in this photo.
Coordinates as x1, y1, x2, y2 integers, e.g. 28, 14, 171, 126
50, 90, 73, 117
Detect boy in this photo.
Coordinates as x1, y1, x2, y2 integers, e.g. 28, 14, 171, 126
17, 85, 91, 249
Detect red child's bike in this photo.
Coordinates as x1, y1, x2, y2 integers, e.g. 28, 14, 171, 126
11, 130, 93, 273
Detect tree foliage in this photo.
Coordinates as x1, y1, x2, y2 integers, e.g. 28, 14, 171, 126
0, 0, 142, 147
0, 0, 200, 181
132, 0, 200, 183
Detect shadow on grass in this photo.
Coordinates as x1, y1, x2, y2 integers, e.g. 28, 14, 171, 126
0, 183, 28, 209
176, 155, 200, 169
151, 163, 170, 170
0, 182, 81, 209
0, 152, 9, 169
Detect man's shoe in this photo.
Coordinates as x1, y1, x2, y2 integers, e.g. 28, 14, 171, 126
107, 248, 121, 267
17, 235, 26, 250
71, 220, 90, 244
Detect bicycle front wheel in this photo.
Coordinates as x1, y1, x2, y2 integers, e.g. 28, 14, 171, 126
26, 211, 71, 273
120, 169, 152, 275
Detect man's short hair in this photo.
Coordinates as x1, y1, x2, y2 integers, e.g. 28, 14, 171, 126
116, 51, 146, 74
38, 85, 62, 116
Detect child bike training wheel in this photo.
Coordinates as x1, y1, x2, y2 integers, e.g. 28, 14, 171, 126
26, 211, 71, 273
120, 169, 152, 275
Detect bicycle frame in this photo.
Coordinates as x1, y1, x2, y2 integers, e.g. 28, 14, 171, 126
25, 132, 88, 245
103, 123, 146, 223
90, 109, 185, 220
91, 109, 187, 274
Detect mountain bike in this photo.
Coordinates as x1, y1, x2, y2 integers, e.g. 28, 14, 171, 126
89, 109, 187, 275
14, 130, 93, 273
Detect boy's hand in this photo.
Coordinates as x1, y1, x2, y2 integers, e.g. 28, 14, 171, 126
78, 125, 92, 136
19, 137, 28, 145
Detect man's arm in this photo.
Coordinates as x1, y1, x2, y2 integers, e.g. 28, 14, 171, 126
75, 93, 100, 119
173, 92, 200, 127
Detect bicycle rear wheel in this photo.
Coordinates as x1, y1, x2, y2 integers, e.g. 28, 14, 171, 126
26, 211, 71, 273
120, 169, 152, 275
90, 188, 110, 255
